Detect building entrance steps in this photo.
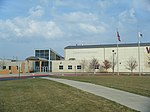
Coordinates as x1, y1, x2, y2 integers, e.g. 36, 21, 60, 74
41, 77, 150, 112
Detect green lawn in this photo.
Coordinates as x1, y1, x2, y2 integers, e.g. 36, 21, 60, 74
51, 76, 150, 97
0, 78, 136, 112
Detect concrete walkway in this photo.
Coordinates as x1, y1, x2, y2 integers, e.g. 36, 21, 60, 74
42, 77, 150, 112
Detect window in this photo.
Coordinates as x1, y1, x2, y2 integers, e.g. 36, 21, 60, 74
77, 65, 81, 69
68, 65, 72, 69
35, 50, 40, 57
40, 50, 44, 56
50, 50, 56, 60
95, 65, 99, 69
42, 62, 48, 66
59, 65, 63, 70
3, 66, 6, 69
9, 66, 11, 70
69, 58, 75, 60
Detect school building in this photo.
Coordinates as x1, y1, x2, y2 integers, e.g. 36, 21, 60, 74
0, 42, 150, 74
52, 43, 150, 73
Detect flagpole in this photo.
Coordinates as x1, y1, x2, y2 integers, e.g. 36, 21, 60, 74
116, 29, 120, 76
117, 39, 119, 75
138, 33, 141, 76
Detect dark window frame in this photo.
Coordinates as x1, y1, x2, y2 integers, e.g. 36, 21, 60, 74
3, 66, 6, 69
95, 65, 99, 69
9, 66, 11, 70
16, 66, 18, 70
68, 65, 72, 70
59, 65, 63, 70
77, 65, 81, 69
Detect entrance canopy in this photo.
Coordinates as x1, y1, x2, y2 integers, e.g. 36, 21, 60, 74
25, 56, 48, 73
26, 56, 48, 62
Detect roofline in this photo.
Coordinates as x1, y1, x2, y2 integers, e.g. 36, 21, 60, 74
26, 56, 48, 61
50, 48, 64, 58
64, 42, 150, 49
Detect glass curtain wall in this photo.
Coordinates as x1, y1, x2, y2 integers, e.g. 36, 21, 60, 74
35, 50, 49, 72
35, 49, 63, 72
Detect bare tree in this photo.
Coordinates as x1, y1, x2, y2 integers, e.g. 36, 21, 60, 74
102, 60, 111, 71
125, 57, 138, 73
0, 59, 5, 70
80, 59, 88, 72
89, 58, 100, 72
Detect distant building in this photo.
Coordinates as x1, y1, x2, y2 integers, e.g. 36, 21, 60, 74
0, 59, 31, 74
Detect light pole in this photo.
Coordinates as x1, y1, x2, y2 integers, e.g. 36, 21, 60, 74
112, 50, 116, 73
17, 57, 21, 79
74, 66, 76, 76
138, 32, 142, 76
19, 64, 20, 78
18, 63, 21, 78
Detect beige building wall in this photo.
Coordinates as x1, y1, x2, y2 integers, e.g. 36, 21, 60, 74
143, 46, 150, 72
65, 48, 104, 60
54, 45, 150, 73
11, 66, 19, 74
0, 60, 34, 74
52, 60, 83, 73
0, 69, 10, 74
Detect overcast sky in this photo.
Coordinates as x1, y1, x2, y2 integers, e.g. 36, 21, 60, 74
0, 0, 150, 59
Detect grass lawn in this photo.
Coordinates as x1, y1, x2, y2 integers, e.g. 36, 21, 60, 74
51, 76, 150, 97
0, 78, 136, 112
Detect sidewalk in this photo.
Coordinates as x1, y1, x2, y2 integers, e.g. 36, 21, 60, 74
42, 77, 150, 112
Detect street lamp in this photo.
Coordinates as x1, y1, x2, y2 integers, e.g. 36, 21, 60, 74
18, 63, 21, 78
112, 50, 116, 73
19, 64, 20, 78
17, 57, 21, 79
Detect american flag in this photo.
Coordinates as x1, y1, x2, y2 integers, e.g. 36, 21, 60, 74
117, 31, 121, 42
